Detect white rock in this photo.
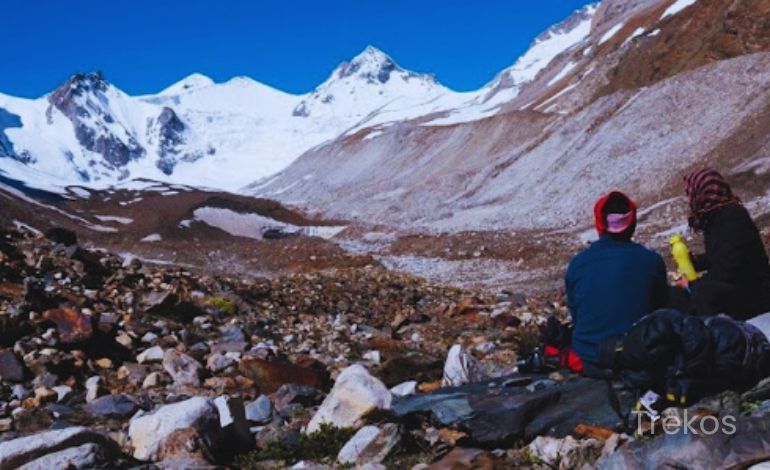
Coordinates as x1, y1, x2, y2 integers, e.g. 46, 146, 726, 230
128, 396, 218, 461
85, 376, 102, 403
141, 332, 158, 344
390, 381, 418, 397
306, 364, 392, 433
363, 350, 381, 364
337, 423, 400, 465
52, 385, 73, 402
142, 372, 162, 389
136, 346, 164, 364
442, 344, 488, 387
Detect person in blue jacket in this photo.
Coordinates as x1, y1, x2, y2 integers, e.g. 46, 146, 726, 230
566, 191, 669, 370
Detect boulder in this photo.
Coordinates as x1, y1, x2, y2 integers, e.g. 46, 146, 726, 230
128, 396, 218, 461
306, 364, 392, 433
162, 350, 202, 386
0, 349, 26, 382
337, 423, 400, 466
0, 426, 118, 469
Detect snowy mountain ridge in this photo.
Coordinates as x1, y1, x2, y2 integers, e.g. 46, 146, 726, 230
0, 2, 609, 193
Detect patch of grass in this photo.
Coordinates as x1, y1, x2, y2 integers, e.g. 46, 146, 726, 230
206, 296, 237, 315
234, 423, 355, 468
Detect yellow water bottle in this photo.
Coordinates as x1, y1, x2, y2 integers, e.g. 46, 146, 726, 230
669, 234, 699, 281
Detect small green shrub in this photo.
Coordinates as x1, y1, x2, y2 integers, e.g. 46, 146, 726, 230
234, 423, 355, 468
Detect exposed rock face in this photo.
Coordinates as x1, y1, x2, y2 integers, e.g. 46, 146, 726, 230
306, 364, 392, 433
153, 107, 189, 175
601, 0, 770, 95
48, 72, 145, 169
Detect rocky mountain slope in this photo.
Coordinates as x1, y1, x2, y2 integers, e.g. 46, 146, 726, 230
255, 0, 770, 237
7, 0, 765, 242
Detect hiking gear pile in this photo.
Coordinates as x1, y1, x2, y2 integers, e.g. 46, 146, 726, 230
598, 309, 770, 406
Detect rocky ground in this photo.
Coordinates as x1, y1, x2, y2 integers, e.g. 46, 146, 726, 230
4, 224, 770, 469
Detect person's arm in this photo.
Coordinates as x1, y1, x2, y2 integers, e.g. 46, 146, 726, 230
691, 253, 711, 272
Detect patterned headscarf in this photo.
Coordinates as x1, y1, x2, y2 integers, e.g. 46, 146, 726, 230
683, 168, 740, 230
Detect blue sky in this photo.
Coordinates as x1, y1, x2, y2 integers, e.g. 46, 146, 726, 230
4, 0, 594, 97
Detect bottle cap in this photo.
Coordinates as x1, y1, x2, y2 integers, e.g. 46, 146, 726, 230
668, 234, 683, 245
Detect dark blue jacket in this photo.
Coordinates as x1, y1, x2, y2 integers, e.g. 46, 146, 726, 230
566, 236, 668, 364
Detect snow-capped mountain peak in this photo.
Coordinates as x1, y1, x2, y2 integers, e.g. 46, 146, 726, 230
159, 73, 215, 95
336, 46, 404, 84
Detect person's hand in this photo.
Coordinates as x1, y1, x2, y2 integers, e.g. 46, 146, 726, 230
675, 275, 689, 290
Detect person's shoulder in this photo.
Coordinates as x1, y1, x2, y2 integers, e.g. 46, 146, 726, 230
567, 244, 595, 271
629, 241, 665, 262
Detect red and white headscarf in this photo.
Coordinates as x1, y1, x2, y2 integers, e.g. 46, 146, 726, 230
683, 168, 740, 230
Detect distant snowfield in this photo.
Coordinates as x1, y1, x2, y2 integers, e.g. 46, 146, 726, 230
192, 207, 346, 240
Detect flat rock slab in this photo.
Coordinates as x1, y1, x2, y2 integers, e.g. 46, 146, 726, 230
0, 426, 118, 469
392, 374, 631, 446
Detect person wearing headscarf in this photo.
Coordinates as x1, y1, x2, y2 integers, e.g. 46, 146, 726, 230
566, 191, 668, 369
680, 168, 770, 319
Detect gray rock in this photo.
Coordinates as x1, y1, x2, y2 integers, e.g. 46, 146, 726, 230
17, 443, 107, 470
337, 423, 401, 466
245, 395, 273, 424
83, 394, 138, 418
128, 396, 218, 461
206, 353, 236, 373
0, 426, 117, 469
162, 350, 202, 386
219, 325, 245, 343
0, 349, 25, 382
